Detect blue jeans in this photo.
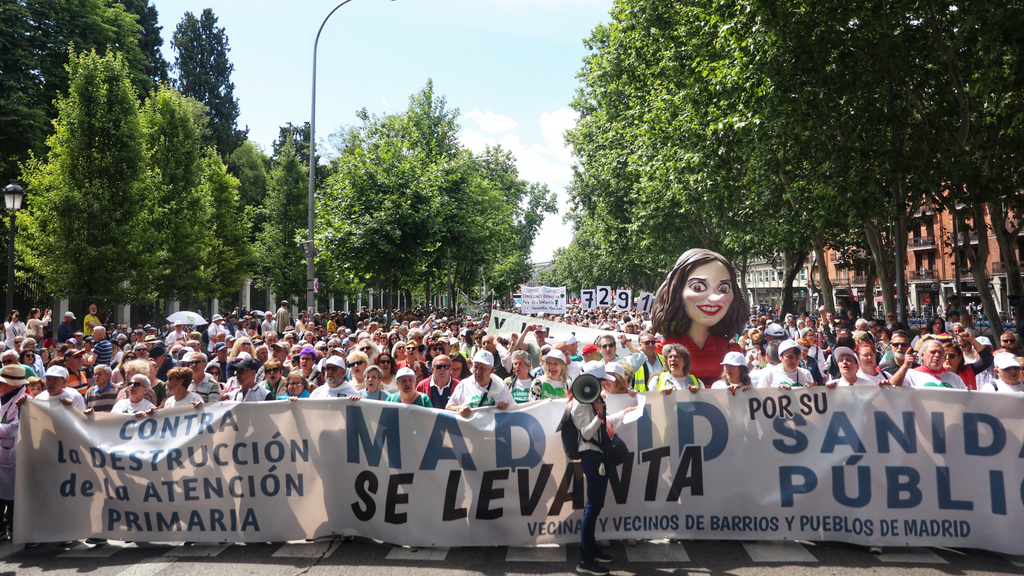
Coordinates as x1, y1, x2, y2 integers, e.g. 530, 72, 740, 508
579, 450, 608, 562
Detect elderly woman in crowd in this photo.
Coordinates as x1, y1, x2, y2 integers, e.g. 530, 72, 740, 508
259, 358, 287, 398
710, 351, 753, 393
386, 367, 433, 407
640, 343, 699, 393
112, 374, 157, 416
346, 351, 369, 390
277, 369, 310, 399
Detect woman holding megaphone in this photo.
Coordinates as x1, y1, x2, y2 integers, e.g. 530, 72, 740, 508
569, 361, 636, 575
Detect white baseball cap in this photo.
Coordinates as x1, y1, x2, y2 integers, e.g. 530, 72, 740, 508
581, 360, 608, 380
994, 352, 1020, 370
472, 350, 494, 366
720, 351, 746, 367
45, 365, 69, 379
765, 323, 786, 338
325, 356, 347, 369
545, 349, 567, 364
605, 362, 625, 378
778, 339, 806, 356
976, 336, 992, 348
565, 334, 578, 346
832, 346, 857, 361
396, 367, 417, 379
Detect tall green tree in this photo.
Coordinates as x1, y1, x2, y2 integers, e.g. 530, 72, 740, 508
200, 149, 251, 298
18, 49, 147, 303
114, 0, 168, 87
140, 85, 210, 302
254, 142, 308, 301
171, 8, 245, 158
0, 0, 150, 183
226, 139, 270, 243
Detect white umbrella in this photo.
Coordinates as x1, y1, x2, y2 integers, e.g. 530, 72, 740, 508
166, 311, 208, 325
250, 310, 265, 318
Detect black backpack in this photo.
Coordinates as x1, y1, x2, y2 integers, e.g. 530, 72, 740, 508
557, 405, 582, 459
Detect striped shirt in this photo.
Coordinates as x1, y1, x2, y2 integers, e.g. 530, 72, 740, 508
93, 339, 113, 366
85, 383, 121, 412
188, 375, 221, 403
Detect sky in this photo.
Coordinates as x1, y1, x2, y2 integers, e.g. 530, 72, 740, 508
153, 0, 616, 263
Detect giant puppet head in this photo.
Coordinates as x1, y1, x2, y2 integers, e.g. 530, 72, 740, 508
651, 249, 747, 342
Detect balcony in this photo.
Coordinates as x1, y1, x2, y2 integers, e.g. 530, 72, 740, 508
832, 278, 851, 287
909, 236, 936, 249
956, 233, 980, 244
852, 275, 868, 285
992, 261, 1024, 274
911, 269, 937, 281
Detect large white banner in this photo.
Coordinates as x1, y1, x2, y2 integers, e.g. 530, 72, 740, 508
489, 310, 639, 354
14, 387, 1024, 554
519, 286, 567, 315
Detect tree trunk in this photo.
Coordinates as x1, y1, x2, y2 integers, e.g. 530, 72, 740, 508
963, 203, 1003, 337
864, 219, 898, 317
779, 251, 807, 317
737, 257, 749, 306
386, 272, 394, 328
987, 200, 1024, 335
403, 289, 412, 311
425, 276, 432, 310
811, 235, 835, 316
864, 263, 878, 319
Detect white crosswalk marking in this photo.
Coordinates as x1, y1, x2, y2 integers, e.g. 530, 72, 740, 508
163, 543, 230, 557
114, 557, 179, 576
742, 541, 818, 562
874, 547, 947, 563
505, 544, 565, 562
385, 546, 449, 560
624, 539, 690, 562
273, 539, 341, 558
58, 541, 129, 557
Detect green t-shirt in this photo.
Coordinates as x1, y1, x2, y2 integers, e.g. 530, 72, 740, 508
385, 392, 433, 408
530, 377, 567, 401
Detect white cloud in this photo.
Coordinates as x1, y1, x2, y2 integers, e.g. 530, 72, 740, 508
458, 108, 581, 262
468, 108, 519, 132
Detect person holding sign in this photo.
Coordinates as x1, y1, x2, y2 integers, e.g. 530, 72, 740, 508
446, 350, 513, 417
651, 249, 746, 386
979, 352, 1024, 394
640, 344, 700, 393
386, 367, 433, 407
757, 340, 815, 389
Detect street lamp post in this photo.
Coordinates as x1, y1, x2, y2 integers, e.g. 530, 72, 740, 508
3, 181, 24, 315
307, 0, 393, 316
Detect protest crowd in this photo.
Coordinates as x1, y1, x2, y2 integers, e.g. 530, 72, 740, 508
0, 291, 1021, 574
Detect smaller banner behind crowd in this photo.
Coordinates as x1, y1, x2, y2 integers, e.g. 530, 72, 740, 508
519, 286, 567, 315
14, 387, 1024, 554
489, 310, 640, 353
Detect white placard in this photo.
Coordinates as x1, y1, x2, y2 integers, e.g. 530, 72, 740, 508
615, 289, 632, 311
636, 291, 655, 315
520, 285, 567, 315
580, 289, 596, 311
596, 286, 612, 308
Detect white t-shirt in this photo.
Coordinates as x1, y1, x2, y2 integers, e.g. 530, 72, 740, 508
757, 366, 814, 388
164, 330, 187, 346
857, 369, 888, 385
111, 397, 156, 414
978, 380, 1024, 394
163, 392, 204, 408
36, 388, 87, 410
828, 376, 877, 387
309, 382, 359, 398
261, 320, 275, 334
447, 378, 513, 409
207, 323, 227, 352
709, 379, 733, 389
902, 368, 967, 390
228, 385, 270, 402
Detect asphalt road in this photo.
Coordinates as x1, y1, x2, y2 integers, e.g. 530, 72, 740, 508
0, 538, 1022, 576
